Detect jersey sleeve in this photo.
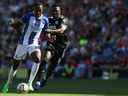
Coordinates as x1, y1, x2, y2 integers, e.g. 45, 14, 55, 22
44, 17, 49, 29
61, 17, 68, 30
41, 17, 49, 33
62, 17, 68, 25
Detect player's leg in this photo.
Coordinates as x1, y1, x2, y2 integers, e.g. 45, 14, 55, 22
34, 41, 51, 90
34, 53, 59, 90
34, 49, 52, 90
36, 49, 47, 81
35, 60, 47, 82
34, 47, 63, 90
2, 44, 26, 92
33, 60, 47, 90
43, 45, 66, 85
2, 59, 21, 93
25, 59, 33, 81
27, 48, 41, 91
45, 51, 59, 80
43, 44, 60, 80
7, 60, 20, 84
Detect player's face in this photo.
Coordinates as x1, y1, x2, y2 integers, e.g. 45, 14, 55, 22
52, 7, 61, 17
34, 5, 43, 18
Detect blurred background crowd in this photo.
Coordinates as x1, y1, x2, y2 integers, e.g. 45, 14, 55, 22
1, 0, 128, 79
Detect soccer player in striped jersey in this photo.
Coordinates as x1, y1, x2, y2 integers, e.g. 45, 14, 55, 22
2, 3, 48, 92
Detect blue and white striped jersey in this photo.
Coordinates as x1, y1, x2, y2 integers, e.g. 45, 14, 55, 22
19, 12, 48, 45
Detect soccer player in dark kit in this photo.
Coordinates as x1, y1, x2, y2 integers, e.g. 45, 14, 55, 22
34, 5, 68, 90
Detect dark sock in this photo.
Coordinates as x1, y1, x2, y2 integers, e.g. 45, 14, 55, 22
46, 63, 57, 80
13, 63, 19, 70
36, 60, 47, 81
45, 53, 59, 80
39, 64, 56, 87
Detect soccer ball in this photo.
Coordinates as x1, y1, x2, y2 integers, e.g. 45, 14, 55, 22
17, 83, 29, 93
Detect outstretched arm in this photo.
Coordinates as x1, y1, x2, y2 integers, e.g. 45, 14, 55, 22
46, 24, 67, 34
9, 18, 23, 29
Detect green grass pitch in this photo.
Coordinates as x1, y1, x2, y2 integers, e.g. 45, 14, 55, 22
0, 93, 106, 96
1, 79, 128, 96
0, 93, 126, 96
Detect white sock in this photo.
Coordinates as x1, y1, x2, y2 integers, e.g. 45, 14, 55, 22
28, 62, 40, 87
7, 66, 17, 84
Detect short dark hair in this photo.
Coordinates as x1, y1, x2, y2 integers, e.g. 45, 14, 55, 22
52, 4, 61, 11
34, 3, 43, 8
52, 4, 61, 9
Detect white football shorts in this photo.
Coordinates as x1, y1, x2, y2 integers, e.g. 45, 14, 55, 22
13, 44, 40, 60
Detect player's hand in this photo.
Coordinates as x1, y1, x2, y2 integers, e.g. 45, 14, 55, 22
46, 29, 53, 33
46, 29, 58, 33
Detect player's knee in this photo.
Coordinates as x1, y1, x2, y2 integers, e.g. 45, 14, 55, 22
33, 57, 41, 63
31, 51, 41, 63
50, 56, 58, 65
12, 59, 20, 70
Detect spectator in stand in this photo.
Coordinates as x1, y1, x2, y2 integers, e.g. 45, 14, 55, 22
1, 0, 128, 79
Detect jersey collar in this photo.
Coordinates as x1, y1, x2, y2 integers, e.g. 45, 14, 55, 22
37, 14, 43, 19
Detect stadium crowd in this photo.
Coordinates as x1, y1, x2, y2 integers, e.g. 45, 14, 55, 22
1, 0, 128, 79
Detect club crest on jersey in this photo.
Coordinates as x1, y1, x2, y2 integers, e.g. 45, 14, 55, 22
55, 21, 59, 25
34, 21, 45, 31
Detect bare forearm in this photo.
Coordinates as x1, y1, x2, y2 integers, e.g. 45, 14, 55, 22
9, 18, 23, 29
46, 28, 64, 33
